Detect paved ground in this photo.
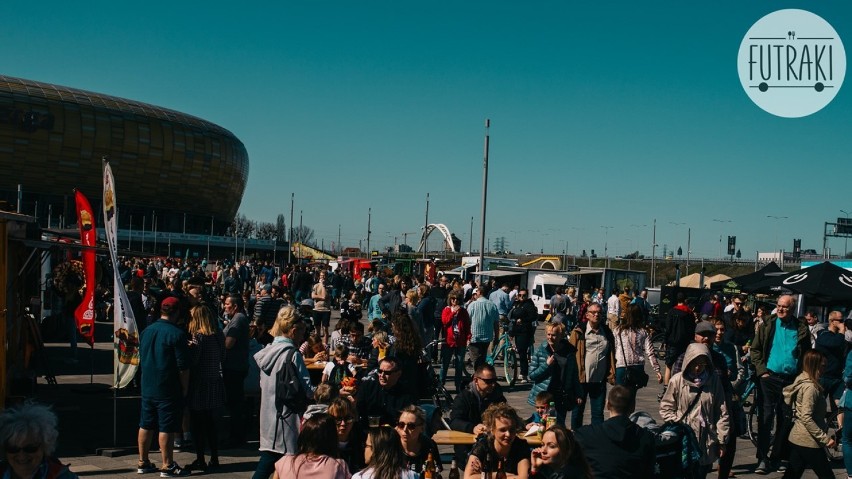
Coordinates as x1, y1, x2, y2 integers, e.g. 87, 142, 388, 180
30, 313, 847, 478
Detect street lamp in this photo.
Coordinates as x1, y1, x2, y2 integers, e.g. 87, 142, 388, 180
630, 224, 647, 256
600, 226, 613, 267
713, 219, 732, 259
767, 215, 788, 255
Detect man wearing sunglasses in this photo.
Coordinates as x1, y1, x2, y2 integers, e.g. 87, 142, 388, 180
355, 357, 415, 429
449, 363, 507, 465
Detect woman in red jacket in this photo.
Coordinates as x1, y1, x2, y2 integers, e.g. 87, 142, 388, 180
440, 290, 471, 391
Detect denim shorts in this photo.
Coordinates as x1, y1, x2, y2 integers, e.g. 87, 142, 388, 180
139, 396, 183, 433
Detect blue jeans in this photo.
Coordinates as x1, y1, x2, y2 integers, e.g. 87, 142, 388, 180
843, 407, 852, 475
440, 345, 466, 391
571, 382, 606, 430
252, 450, 283, 479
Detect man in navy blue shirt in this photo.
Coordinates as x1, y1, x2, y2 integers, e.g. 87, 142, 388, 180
136, 296, 191, 477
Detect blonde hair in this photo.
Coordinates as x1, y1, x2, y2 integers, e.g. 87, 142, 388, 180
270, 305, 301, 337
188, 305, 215, 336
372, 330, 389, 348
405, 289, 419, 305
481, 402, 523, 435
546, 321, 566, 338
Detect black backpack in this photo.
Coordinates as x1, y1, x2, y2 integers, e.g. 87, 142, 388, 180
274, 347, 308, 417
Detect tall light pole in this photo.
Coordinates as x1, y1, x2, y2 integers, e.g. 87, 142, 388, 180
366, 207, 372, 258
478, 119, 490, 272
288, 193, 294, 265
651, 219, 658, 286
600, 226, 613, 267
469, 216, 474, 254
423, 193, 429, 259
767, 215, 788, 255
842, 209, 850, 257
630, 224, 647, 256
712, 219, 732, 259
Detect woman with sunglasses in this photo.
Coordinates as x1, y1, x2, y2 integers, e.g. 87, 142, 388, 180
328, 398, 365, 473
0, 402, 79, 479
395, 405, 442, 474
464, 403, 530, 479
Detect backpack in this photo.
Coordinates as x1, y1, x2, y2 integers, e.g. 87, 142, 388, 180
327, 361, 354, 387
274, 347, 308, 418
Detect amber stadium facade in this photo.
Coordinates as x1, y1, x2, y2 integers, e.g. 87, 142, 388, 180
0, 74, 248, 238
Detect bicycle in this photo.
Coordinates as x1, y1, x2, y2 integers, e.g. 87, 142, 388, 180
484, 322, 518, 386
419, 340, 454, 430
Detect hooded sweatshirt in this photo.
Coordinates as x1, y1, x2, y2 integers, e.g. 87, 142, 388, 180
659, 343, 730, 465
783, 371, 830, 448
253, 337, 315, 454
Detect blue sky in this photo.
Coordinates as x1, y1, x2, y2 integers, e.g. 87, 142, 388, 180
4, 1, 851, 259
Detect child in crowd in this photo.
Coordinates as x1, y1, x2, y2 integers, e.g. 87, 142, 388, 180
525, 391, 554, 430
322, 344, 357, 386
303, 383, 338, 421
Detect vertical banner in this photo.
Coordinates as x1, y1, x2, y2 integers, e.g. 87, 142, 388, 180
73, 189, 96, 346
103, 160, 140, 388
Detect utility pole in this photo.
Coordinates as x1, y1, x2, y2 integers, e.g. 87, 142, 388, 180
686, 227, 691, 276
469, 216, 474, 253
338, 224, 341, 255
478, 119, 490, 272
423, 193, 429, 258
651, 219, 657, 287
289, 193, 294, 265
367, 207, 372, 258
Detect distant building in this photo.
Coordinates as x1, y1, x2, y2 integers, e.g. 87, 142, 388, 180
0, 74, 248, 238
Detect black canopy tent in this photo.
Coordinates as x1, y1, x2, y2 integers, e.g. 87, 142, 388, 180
709, 262, 783, 294
743, 261, 852, 306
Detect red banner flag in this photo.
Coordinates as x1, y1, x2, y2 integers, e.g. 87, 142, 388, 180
73, 189, 96, 346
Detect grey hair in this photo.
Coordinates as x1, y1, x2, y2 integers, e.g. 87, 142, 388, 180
0, 402, 59, 455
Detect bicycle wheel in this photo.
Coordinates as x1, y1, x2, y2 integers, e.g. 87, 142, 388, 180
503, 347, 518, 386
824, 410, 842, 462
746, 400, 759, 447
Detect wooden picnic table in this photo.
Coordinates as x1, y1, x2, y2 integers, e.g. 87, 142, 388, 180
432, 430, 542, 447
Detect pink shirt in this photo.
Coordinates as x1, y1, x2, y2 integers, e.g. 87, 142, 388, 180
275, 454, 351, 479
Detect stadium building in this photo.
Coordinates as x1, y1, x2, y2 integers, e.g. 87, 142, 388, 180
0, 74, 249, 253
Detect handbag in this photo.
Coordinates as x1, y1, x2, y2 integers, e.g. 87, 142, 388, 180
618, 329, 650, 389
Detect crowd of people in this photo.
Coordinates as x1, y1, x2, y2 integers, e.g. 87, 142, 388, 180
42, 256, 852, 478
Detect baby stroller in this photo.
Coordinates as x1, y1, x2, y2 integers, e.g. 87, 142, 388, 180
630, 411, 703, 479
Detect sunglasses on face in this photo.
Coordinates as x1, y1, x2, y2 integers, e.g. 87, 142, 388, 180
332, 416, 354, 425
377, 369, 399, 376
396, 421, 420, 431
6, 444, 39, 454
476, 376, 497, 385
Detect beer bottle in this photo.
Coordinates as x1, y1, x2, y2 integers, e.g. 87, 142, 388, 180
447, 459, 460, 479
425, 452, 436, 479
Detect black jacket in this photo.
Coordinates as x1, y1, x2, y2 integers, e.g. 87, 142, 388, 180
574, 415, 656, 479
354, 378, 415, 429
509, 299, 538, 336
449, 383, 507, 463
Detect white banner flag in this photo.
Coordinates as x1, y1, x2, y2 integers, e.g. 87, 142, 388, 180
103, 159, 140, 388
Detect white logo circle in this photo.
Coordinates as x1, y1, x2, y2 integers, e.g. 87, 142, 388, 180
738, 9, 846, 118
